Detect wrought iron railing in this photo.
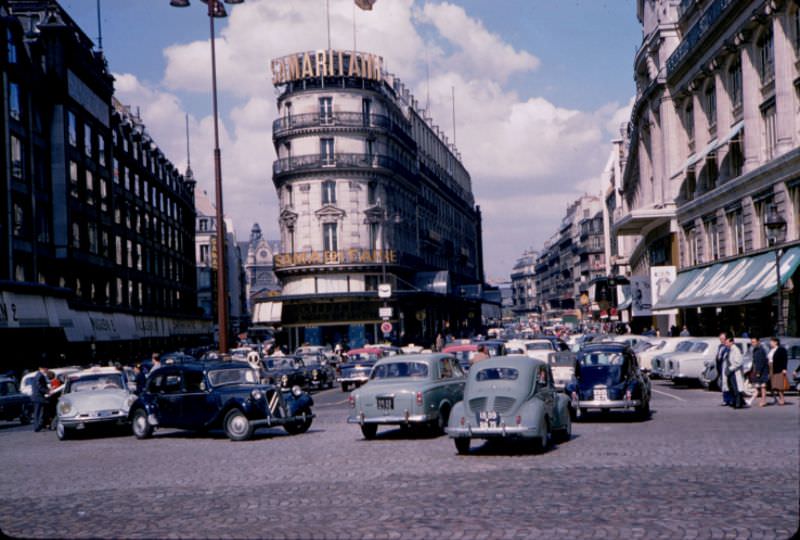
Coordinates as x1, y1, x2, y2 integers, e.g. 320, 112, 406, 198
272, 152, 417, 178
273, 112, 391, 134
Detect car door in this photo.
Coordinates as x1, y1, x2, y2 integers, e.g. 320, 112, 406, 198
153, 369, 183, 427
178, 369, 217, 429
534, 364, 555, 419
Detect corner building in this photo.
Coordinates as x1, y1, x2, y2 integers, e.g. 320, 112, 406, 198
257, 50, 486, 348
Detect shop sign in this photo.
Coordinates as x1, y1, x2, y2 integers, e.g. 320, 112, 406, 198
271, 50, 383, 86
274, 249, 397, 269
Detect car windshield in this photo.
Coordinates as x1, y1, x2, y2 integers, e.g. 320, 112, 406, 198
549, 355, 576, 367
526, 342, 552, 351
506, 347, 525, 355
675, 341, 694, 352
475, 367, 519, 381
691, 342, 709, 352
300, 356, 323, 367
69, 374, 124, 392
208, 368, 259, 387
371, 362, 428, 379
580, 352, 624, 366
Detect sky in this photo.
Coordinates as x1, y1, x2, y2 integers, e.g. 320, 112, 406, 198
61, 0, 642, 281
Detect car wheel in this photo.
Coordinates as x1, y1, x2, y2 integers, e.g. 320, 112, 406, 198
454, 437, 470, 455
284, 408, 313, 435
132, 409, 153, 439
532, 420, 551, 454
55, 420, 70, 441
577, 407, 587, 421
433, 405, 450, 435
553, 412, 572, 443
360, 423, 377, 440
636, 399, 651, 420
341, 383, 350, 393
224, 409, 254, 441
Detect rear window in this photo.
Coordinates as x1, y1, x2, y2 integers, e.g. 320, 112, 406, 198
526, 342, 552, 351
371, 362, 429, 379
475, 368, 519, 381
580, 352, 623, 366
676, 341, 693, 352
691, 342, 708, 353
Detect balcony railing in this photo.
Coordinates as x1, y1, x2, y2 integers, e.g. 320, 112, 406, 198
272, 112, 415, 148
273, 152, 417, 179
667, 0, 737, 76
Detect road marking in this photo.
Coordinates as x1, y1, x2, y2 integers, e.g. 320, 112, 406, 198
652, 388, 686, 402
316, 399, 349, 408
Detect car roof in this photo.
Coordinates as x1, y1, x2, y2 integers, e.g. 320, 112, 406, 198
443, 344, 478, 352
581, 342, 631, 352
373, 353, 448, 366
467, 355, 543, 378
71, 367, 124, 378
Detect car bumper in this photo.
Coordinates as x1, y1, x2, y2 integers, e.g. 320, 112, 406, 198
575, 399, 640, 409
249, 412, 315, 428
447, 425, 539, 438
59, 412, 129, 428
337, 377, 368, 384
347, 412, 430, 425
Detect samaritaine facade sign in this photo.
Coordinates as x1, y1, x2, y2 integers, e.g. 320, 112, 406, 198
271, 50, 383, 86
274, 249, 397, 269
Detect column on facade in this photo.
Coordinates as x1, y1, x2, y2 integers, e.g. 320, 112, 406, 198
739, 35, 761, 173
659, 91, 682, 201
714, 58, 733, 177
772, 9, 796, 155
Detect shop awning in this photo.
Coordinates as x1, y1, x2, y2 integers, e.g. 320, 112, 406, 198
253, 301, 283, 324
653, 246, 800, 311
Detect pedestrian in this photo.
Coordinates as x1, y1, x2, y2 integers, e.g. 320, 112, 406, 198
679, 325, 691, 337
714, 333, 730, 403
722, 333, 746, 409
748, 337, 769, 407
435, 333, 444, 353
133, 364, 146, 395
768, 337, 788, 406
470, 345, 490, 366
31, 359, 50, 432
149, 353, 161, 375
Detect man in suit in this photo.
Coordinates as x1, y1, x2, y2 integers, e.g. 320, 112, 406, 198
714, 332, 729, 403
31, 359, 51, 432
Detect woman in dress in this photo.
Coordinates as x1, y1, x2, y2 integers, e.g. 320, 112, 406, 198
749, 337, 769, 407
768, 337, 788, 406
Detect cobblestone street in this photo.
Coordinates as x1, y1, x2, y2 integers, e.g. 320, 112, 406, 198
0, 382, 797, 539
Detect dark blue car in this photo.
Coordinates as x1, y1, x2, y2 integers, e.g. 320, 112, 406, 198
0, 377, 32, 425
129, 362, 314, 441
565, 342, 651, 420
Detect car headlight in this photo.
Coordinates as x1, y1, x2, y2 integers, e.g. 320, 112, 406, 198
251, 389, 263, 401
291, 385, 303, 397
58, 400, 73, 416
312, 369, 319, 378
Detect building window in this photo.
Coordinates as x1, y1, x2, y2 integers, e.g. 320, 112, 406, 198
684, 171, 697, 201
729, 137, 744, 179
10, 135, 23, 179
200, 244, 209, 264
684, 101, 694, 152
101, 230, 109, 258
69, 161, 79, 198
67, 111, 77, 147
116, 278, 123, 305
705, 219, 720, 261
323, 222, 338, 252
126, 239, 133, 268
704, 84, 716, 132
199, 218, 209, 232
133, 174, 140, 196
115, 236, 122, 265
319, 97, 333, 124
320, 138, 334, 165
136, 243, 143, 271
7, 28, 16, 63
728, 59, 742, 111
794, 8, 800, 56
8, 81, 21, 120
367, 181, 377, 205
100, 178, 108, 211
143, 180, 149, 202
728, 209, 745, 255
285, 185, 294, 207
88, 223, 98, 254
85, 170, 94, 205
113, 159, 120, 184
37, 211, 51, 244
322, 180, 336, 205
98, 135, 106, 167
123, 167, 130, 190
686, 228, 700, 266
12, 202, 24, 237
84, 123, 93, 158
758, 28, 774, 85
762, 101, 777, 160
72, 222, 81, 249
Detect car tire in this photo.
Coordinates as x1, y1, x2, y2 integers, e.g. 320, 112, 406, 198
433, 405, 450, 435
55, 420, 70, 441
360, 423, 377, 440
532, 420, 551, 454
131, 408, 153, 439
341, 383, 350, 393
224, 409, 254, 441
454, 437, 470, 455
635, 399, 651, 420
553, 413, 572, 443
284, 408, 313, 435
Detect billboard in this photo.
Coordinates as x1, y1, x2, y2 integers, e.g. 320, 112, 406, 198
650, 265, 678, 315
631, 276, 652, 317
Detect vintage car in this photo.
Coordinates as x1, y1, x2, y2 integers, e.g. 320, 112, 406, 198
262, 356, 309, 390
650, 340, 695, 378
636, 337, 687, 371
524, 339, 560, 361
446, 356, 572, 455
338, 348, 383, 392
129, 362, 314, 441
547, 351, 579, 391
347, 354, 466, 439
55, 367, 137, 440
21, 366, 80, 396
666, 338, 738, 385
566, 342, 651, 420
297, 354, 336, 390
0, 376, 32, 425
442, 341, 506, 371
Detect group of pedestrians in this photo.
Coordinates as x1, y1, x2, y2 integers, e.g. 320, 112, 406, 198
714, 332, 789, 409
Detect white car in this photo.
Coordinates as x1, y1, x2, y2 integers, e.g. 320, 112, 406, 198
524, 340, 557, 361
664, 338, 722, 383
638, 338, 691, 372
651, 340, 695, 378
55, 367, 137, 440
20, 367, 81, 397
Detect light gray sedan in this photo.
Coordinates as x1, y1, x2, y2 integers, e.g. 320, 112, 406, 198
347, 354, 466, 439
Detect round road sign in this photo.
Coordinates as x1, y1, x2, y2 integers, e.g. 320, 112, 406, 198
380, 321, 393, 334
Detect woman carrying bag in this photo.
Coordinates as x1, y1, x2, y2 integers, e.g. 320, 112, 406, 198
768, 337, 788, 406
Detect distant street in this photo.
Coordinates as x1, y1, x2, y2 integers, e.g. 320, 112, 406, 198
0, 382, 797, 539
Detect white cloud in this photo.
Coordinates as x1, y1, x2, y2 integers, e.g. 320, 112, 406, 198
118, 1, 629, 278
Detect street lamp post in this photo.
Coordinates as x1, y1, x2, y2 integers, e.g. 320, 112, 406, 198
764, 203, 787, 336
170, 0, 243, 353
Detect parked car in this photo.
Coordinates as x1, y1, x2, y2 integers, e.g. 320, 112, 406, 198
446, 355, 572, 455
651, 340, 695, 378
261, 356, 309, 390
442, 341, 506, 371
663, 338, 724, 384
347, 354, 466, 439
637, 337, 687, 372
0, 376, 32, 425
338, 348, 383, 392
129, 362, 314, 441
524, 339, 559, 361
55, 367, 137, 440
566, 342, 651, 420
297, 354, 336, 391
21, 367, 80, 396
547, 351, 579, 391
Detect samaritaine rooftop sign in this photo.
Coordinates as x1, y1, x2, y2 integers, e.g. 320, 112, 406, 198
271, 50, 383, 86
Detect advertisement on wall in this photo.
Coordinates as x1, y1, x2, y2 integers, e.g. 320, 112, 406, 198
631, 276, 652, 317
650, 265, 678, 315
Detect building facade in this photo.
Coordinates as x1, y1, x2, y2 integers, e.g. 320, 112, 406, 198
242, 223, 280, 315
510, 250, 539, 319
615, 0, 800, 336
254, 50, 487, 349
1, 0, 206, 371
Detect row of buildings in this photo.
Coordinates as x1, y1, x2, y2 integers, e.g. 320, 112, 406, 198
514, 0, 800, 337
0, 0, 279, 370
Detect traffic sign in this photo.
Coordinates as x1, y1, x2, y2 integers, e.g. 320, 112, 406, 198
378, 284, 392, 298
379, 307, 393, 319
380, 321, 393, 334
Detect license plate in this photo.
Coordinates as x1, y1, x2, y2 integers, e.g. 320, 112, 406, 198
376, 397, 393, 410
479, 411, 499, 428
594, 389, 608, 401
